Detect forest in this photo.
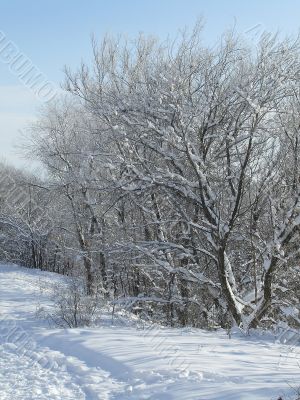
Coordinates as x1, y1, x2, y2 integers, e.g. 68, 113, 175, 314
1, 25, 300, 331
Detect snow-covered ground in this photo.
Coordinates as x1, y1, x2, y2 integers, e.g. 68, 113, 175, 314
0, 264, 299, 399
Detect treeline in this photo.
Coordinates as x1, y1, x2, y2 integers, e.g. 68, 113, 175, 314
1, 25, 300, 330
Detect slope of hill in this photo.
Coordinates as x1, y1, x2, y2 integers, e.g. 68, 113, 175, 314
0, 264, 299, 400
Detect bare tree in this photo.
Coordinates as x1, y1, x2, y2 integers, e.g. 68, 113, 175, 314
61, 26, 300, 328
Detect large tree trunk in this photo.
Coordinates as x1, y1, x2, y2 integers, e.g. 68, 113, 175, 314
217, 246, 242, 326
83, 254, 94, 295
246, 256, 278, 329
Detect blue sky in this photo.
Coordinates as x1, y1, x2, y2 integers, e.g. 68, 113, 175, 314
0, 0, 299, 168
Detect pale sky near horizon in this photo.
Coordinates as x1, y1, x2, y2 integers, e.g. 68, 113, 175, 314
0, 0, 300, 169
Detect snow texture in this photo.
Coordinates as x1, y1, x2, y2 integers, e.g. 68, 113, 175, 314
0, 264, 299, 399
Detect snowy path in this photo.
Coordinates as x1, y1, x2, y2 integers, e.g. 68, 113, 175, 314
0, 343, 85, 400
0, 264, 299, 400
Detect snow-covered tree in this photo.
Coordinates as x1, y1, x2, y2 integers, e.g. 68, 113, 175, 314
61, 27, 300, 328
